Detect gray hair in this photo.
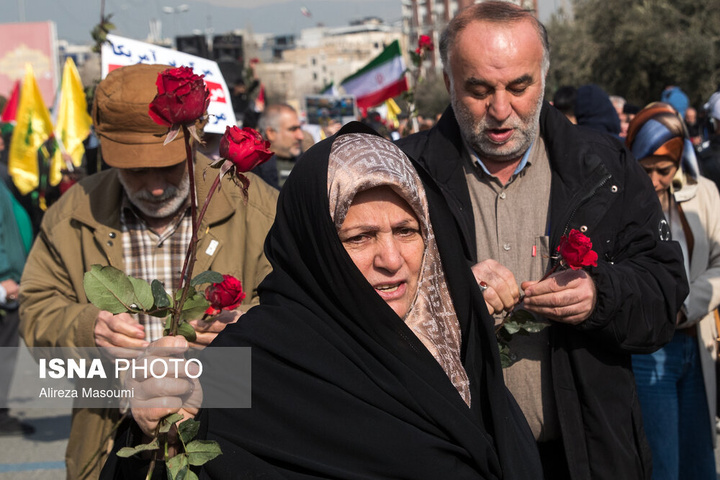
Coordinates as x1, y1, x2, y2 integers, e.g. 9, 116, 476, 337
439, 1, 550, 76
256, 103, 297, 140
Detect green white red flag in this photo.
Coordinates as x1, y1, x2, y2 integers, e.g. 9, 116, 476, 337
340, 40, 408, 110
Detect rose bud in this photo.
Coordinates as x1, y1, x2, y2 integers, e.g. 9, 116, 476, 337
418, 34, 434, 51
149, 66, 210, 127
558, 229, 598, 270
205, 274, 246, 315
219, 126, 273, 172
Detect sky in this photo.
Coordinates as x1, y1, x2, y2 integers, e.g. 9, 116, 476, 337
1, 0, 557, 45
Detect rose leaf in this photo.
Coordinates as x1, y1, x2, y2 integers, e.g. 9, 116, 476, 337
116, 437, 159, 457
190, 271, 224, 287
83, 265, 136, 314
178, 418, 200, 446
185, 440, 223, 466
177, 321, 198, 343
128, 276, 154, 311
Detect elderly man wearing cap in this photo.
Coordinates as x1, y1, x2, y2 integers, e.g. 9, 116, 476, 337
18, 64, 278, 479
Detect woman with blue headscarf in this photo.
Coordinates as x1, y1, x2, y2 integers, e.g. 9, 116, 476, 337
627, 102, 720, 480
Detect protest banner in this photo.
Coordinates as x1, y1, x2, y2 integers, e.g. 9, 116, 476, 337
102, 34, 235, 134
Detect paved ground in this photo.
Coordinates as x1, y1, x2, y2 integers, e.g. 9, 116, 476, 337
1, 347, 70, 479
2, 344, 720, 478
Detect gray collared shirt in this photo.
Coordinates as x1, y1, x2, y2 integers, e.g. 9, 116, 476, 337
463, 134, 560, 441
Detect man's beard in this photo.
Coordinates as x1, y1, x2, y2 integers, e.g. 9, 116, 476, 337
451, 86, 544, 164
119, 174, 191, 220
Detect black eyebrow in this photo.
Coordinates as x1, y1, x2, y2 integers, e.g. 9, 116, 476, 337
510, 74, 534, 85
465, 74, 534, 88
465, 77, 491, 88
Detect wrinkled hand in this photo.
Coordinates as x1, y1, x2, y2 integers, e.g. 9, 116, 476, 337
129, 336, 202, 439
1, 279, 19, 300
94, 311, 148, 357
471, 259, 521, 315
188, 309, 242, 348
521, 269, 597, 325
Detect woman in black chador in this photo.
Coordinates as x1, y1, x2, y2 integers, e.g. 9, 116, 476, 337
107, 123, 542, 480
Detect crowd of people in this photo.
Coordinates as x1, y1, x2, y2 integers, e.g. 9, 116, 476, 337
1, 1, 720, 480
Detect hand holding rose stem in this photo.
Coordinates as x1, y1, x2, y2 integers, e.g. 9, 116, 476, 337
81, 66, 272, 479
495, 230, 598, 366
503, 229, 598, 316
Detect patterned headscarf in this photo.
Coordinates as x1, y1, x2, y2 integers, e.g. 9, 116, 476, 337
327, 133, 471, 406
626, 102, 699, 178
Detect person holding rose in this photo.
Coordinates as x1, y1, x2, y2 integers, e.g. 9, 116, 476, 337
105, 124, 543, 479
18, 64, 278, 480
395, 2, 688, 478
627, 102, 720, 480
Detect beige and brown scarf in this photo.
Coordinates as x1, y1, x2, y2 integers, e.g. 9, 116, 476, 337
327, 133, 471, 405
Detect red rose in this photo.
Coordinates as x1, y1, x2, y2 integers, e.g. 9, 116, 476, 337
219, 126, 273, 172
148, 66, 210, 128
418, 34, 434, 51
558, 229, 598, 270
204, 274, 246, 315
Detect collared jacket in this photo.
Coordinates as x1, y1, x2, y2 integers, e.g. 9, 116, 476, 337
697, 134, 720, 193
18, 154, 278, 480
397, 103, 689, 480
672, 172, 720, 447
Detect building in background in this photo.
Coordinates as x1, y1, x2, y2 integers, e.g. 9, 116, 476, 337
254, 18, 403, 108
401, 0, 538, 69
58, 41, 97, 88
0, 21, 59, 105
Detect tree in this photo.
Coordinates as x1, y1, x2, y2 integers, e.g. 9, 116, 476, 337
544, 7, 596, 97
414, 73, 450, 118
546, 0, 720, 108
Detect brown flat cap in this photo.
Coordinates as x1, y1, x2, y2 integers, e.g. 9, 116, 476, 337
92, 64, 186, 168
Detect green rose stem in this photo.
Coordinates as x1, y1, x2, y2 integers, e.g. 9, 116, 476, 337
172, 125, 201, 337
194, 162, 233, 231
171, 127, 235, 336
146, 458, 156, 480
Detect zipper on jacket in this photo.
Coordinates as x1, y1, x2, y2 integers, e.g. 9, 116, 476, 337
553, 172, 613, 265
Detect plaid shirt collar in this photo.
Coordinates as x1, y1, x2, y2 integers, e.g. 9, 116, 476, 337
120, 193, 192, 341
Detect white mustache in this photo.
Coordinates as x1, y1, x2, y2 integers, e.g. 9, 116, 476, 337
134, 187, 179, 203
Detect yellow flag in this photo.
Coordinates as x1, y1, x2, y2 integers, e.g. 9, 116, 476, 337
385, 98, 402, 129
9, 64, 55, 195
51, 58, 92, 186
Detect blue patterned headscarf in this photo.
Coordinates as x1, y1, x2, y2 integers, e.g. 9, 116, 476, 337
626, 102, 699, 178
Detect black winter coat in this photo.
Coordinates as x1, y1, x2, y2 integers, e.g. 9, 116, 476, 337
697, 134, 720, 194
396, 102, 689, 480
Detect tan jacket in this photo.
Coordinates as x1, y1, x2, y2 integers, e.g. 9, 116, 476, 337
675, 174, 720, 446
19, 155, 278, 479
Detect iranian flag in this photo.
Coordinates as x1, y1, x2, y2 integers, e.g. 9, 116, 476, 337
340, 40, 408, 110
